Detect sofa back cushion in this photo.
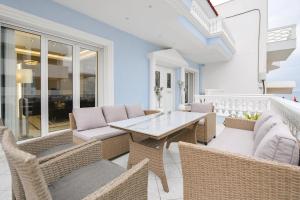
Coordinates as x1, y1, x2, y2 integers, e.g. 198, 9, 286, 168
73, 107, 107, 131
191, 103, 213, 113
125, 105, 145, 118
253, 116, 281, 151
102, 105, 128, 123
253, 112, 273, 135
254, 123, 299, 165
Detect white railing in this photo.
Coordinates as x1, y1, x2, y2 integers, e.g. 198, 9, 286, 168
190, 1, 235, 46
190, 0, 211, 31
194, 94, 300, 139
268, 25, 296, 43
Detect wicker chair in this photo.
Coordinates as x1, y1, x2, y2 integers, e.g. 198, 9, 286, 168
179, 141, 300, 200
2, 129, 149, 200
0, 128, 99, 200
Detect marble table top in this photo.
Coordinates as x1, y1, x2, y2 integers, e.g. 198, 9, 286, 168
109, 111, 206, 139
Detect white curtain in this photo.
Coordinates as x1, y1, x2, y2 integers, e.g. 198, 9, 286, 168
3, 28, 18, 135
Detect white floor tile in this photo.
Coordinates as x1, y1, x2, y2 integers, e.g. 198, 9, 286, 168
158, 177, 183, 200
148, 178, 161, 200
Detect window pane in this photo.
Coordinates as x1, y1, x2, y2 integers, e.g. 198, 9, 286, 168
48, 40, 72, 132
80, 48, 97, 107
1, 28, 41, 140
167, 73, 171, 88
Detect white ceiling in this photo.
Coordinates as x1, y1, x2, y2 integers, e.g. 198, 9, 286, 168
54, 0, 229, 64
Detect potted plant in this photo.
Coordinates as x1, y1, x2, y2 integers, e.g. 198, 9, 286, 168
154, 86, 163, 108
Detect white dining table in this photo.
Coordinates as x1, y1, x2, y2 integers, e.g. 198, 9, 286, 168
109, 111, 206, 192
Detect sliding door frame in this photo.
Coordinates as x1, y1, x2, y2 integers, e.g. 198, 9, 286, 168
0, 5, 113, 137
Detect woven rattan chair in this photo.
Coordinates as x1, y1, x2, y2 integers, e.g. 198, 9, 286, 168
2, 129, 149, 200
179, 141, 300, 200
0, 128, 99, 200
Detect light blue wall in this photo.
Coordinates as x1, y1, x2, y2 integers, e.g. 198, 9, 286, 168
0, 0, 162, 108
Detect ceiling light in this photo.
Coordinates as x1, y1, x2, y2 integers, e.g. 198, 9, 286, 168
24, 59, 39, 66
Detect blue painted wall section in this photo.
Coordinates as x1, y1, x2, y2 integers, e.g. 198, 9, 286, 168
0, 0, 161, 108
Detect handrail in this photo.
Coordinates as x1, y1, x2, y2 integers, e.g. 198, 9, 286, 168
190, 1, 235, 46
194, 94, 300, 139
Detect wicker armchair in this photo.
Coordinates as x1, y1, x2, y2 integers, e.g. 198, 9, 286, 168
2, 129, 149, 200
0, 128, 99, 200
179, 141, 300, 200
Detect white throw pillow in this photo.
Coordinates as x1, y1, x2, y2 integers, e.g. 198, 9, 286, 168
125, 104, 145, 118
253, 116, 281, 151
254, 123, 299, 165
102, 105, 128, 123
73, 107, 107, 131
253, 112, 273, 135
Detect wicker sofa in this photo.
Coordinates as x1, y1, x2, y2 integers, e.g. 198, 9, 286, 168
70, 105, 158, 159
179, 114, 300, 200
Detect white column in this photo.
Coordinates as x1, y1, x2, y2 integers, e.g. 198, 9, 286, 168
149, 54, 156, 109
180, 67, 185, 105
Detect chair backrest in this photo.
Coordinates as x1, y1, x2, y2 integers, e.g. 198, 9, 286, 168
0, 126, 26, 200
2, 130, 52, 200
191, 103, 214, 113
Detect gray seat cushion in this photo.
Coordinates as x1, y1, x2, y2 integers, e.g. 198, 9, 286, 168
73, 107, 107, 131
208, 127, 254, 156
37, 143, 75, 158
49, 160, 125, 200
125, 104, 145, 118
102, 105, 128, 123
74, 126, 127, 141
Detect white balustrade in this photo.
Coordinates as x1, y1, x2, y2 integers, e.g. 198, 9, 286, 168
194, 94, 300, 139
190, 1, 235, 46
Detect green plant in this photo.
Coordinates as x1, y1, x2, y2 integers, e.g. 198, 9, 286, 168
243, 113, 261, 120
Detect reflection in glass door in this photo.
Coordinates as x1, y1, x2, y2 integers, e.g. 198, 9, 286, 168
1, 28, 41, 140
48, 40, 73, 132
80, 48, 97, 107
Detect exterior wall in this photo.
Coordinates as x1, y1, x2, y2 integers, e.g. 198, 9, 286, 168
0, 0, 161, 108
202, 0, 268, 94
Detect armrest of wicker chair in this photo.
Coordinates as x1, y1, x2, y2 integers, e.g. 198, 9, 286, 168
40, 140, 102, 184
224, 117, 256, 131
144, 110, 160, 115
83, 158, 149, 200
18, 130, 74, 155
179, 142, 300, 200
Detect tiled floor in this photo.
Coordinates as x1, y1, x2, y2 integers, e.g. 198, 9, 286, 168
0, 124, 224, 200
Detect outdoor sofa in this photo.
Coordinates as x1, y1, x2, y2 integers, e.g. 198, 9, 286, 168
69, 105, 159, 159
179, 112, 300, 200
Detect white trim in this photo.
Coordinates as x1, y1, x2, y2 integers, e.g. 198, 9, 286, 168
148, 49, 194, 109
184, 66, 200, 98
40, 35, 48, 135
0, 4, 114, 106
73, 46, 80, 109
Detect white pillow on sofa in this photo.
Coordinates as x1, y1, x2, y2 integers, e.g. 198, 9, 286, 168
102, 105, 128, 123
125, 105, 145, 118
254, 123, 299, 165
253, 112, 273, 135
73, 107, 107, 131
253, 116, 281, 151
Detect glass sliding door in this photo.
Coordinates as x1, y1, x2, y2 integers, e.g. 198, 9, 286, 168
48, 40, 73, 132
80, 48, 97, 107
1, 27, 41, 140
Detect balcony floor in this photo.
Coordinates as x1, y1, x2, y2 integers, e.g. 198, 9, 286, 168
0, 123, 225, 200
